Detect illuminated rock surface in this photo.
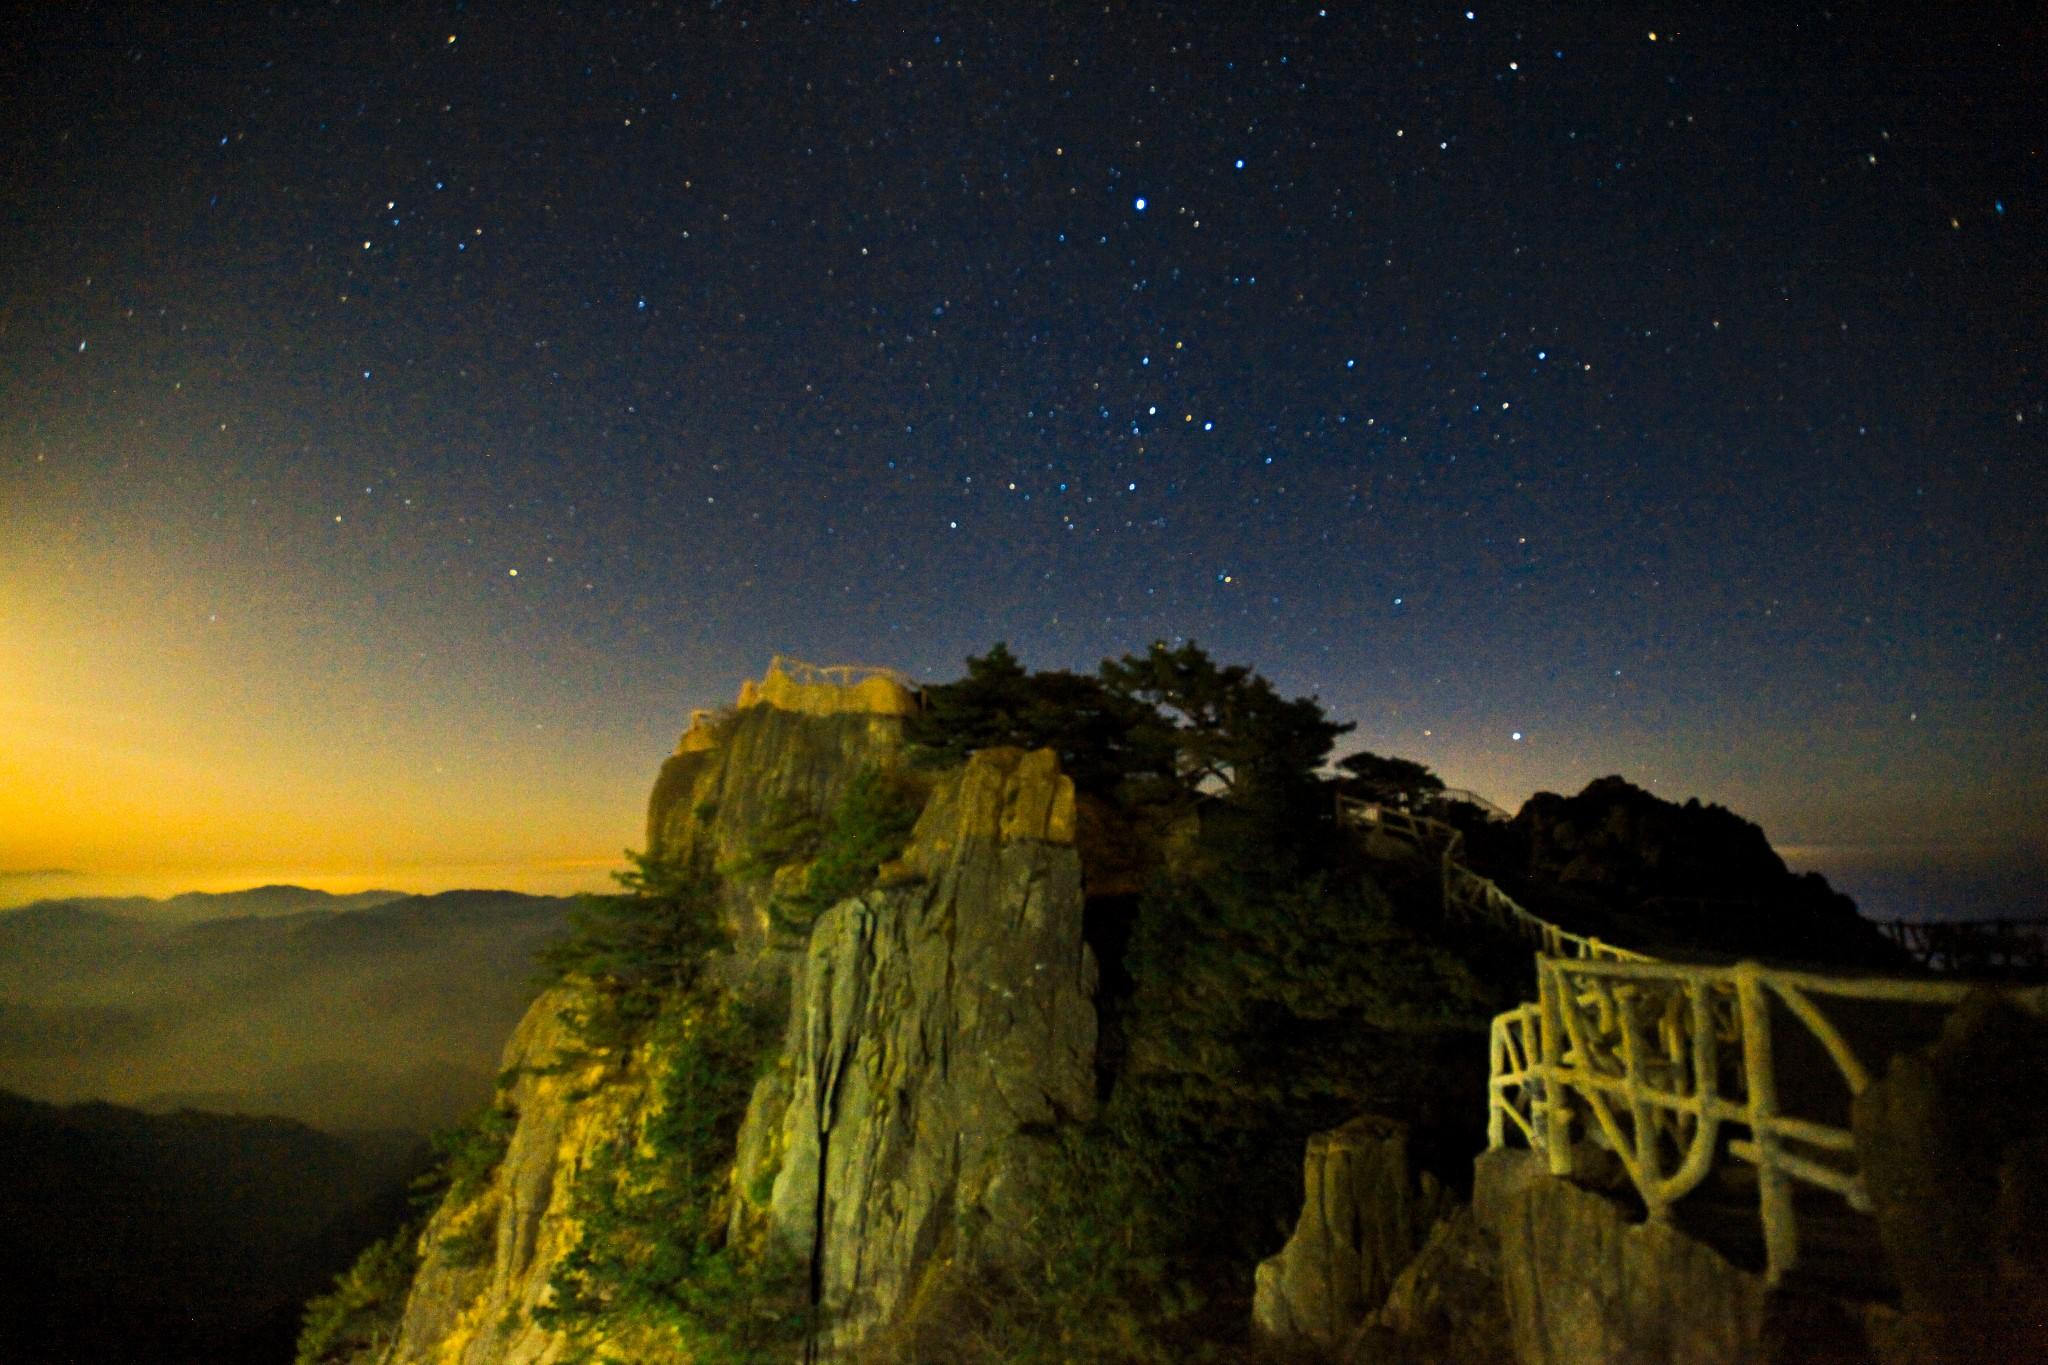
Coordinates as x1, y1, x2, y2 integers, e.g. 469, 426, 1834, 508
385, 691, 1096, 1361
1252, 1114, 1454, 1350
387, 989, 631, 1365
764, 744, 1094, 1352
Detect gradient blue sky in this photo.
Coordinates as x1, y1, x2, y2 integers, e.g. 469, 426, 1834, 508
4, 2, 2041, 918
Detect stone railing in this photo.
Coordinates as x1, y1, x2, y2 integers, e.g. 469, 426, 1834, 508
1434, 787, 1513, 822
1489, 956, 1983, 1285
763, 654, 917, 691
1336, 797, 1645, 964
735, 655, 920, 718
1339, 793, 2026, 1288
1875, 916, 2048, 978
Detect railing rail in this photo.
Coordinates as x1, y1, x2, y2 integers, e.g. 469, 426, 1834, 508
1432, 787, 1513, 822
1336, 797, 1646, 964
765, 654, 917, 690
1340, 794, 2028, 1287
1490, 955, 1982, 1285
1874, 917, 2048, 976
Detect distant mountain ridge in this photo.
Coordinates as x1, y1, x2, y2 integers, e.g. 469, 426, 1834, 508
5, 883, 408, 923
0, 888, 575, 1132
0, 1087, 426, 1365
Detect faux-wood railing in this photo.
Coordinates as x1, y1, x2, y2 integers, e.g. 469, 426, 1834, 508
764, 654, 917, 690
1488, 955, 1981, 1285
1874, 916, 2048, 977
1339, 795, 2025, 1287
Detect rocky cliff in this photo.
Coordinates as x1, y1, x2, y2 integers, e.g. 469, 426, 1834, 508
378, 682, 1098, 1362
349, 658, 2035, 1365
1464, 776, 1894, 967
755, 744, 1096, 1353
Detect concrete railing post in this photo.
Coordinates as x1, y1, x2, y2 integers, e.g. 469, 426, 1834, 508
1537, 961, 1574, 1177
1488, 1016, 1505, 1150
1735, 963, 1797, 1284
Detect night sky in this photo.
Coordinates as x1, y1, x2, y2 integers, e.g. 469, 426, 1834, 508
3, 3, 2041, 917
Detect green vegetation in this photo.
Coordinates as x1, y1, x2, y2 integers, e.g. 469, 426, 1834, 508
294, 1224, 421, 1365
372, 1093, 519, 1269
890, 641, 1507, 1358
295, 1090, 521, 1362
386, 640, 1511, 1362
537, 848, 730, 1052
911, 639, 1351, 828
426, 1097, 518, 1206
1333, 749, 1446, 806
535, 986, 805, 1363
1099, 639, 1351, 814
860, 857, 1500, 1364
723, 794, 824, 881
986, 866, 1495, 1359
892, 1122, 1200, 1365
907, 642, 1172, 798
769, 765, 925, 931
520, 814, 817, 1356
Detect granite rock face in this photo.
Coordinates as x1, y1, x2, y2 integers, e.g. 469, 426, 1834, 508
1252, 1114, 1455, 1353
645, 704, 909, 952
383, 693, 1102, 1363
1349, 1206, 1511, 1365
388, 988, 643, 1365
1853, 989, 2048, 1364
760, 745, 1097, 1354
1473, 1148, 1767, 1365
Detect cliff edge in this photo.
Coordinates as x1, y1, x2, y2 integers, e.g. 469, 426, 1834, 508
380, 674, 1095, 1362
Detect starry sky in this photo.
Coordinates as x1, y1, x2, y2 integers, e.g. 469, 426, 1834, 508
2, 2, 2041, 917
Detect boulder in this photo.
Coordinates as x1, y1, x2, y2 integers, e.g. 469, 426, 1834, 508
1853, 989, 2048, 1363
1473, 1147, 1767, 1365
1347, 1206, 1511, 1365
1253, 1114, 1455, 1354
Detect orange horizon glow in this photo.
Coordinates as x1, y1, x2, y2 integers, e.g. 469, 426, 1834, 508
6, 495, 2040, 920
0, 504, 693, 907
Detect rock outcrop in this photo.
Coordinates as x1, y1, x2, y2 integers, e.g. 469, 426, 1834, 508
1355, 1206, 1512, 1364
384, 675, 1098, 1362
1476, 776, 1893, 966
1252, 1114, 1454, 1353
645, 701, 908, 953
760, 745, 1096, 1353
737, 660, 918, 718
387, 987, 637, 1365
1853, 988, 2048, 1363
1473, 1148, 1770, 1365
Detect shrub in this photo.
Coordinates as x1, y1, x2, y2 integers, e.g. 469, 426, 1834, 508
537, 848, 730, 1051
909, 643, 1173, 799
536, 986, 806, 1362
294, 1225, 421, 1365
769, 766, 924, 932
885, 825, 1503, 1361
426, 1098, 519, 1207
722, 795, 824, 881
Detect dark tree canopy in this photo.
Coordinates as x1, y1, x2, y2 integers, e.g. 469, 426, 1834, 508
537, 848, 728, 1048
907, 642, 1173, 797
1334, 750, 1446, 805
1098, 640, 1352, 806
911, 640, 1350, 816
